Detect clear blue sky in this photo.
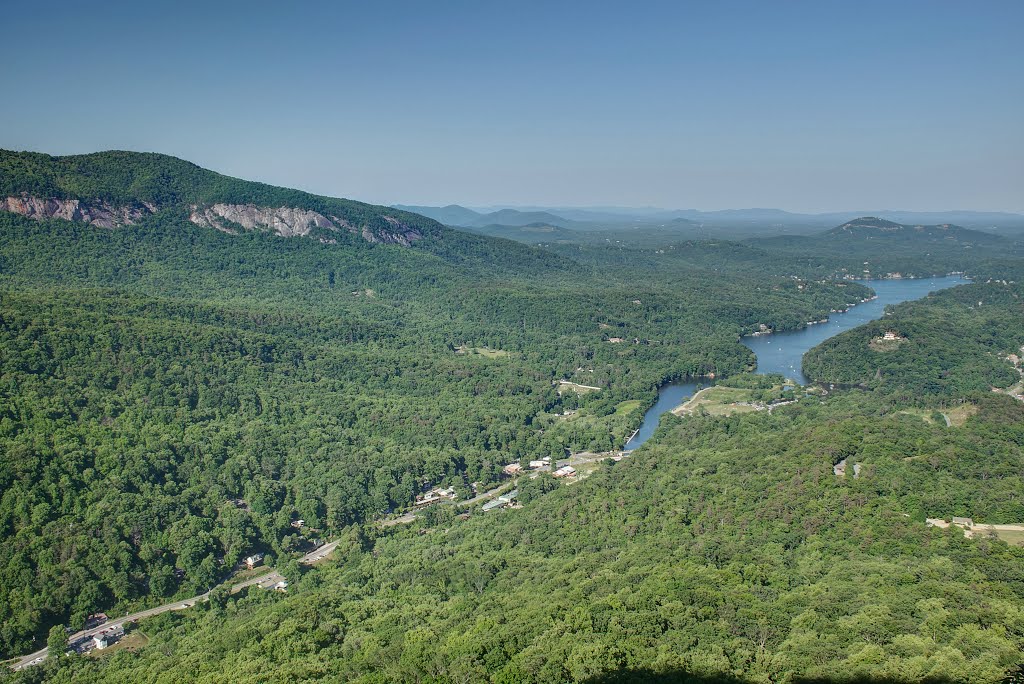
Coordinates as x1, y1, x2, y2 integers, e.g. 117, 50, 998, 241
1, 0, 1021, 212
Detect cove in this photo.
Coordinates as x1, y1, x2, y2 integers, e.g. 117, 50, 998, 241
624, 274, 970, 450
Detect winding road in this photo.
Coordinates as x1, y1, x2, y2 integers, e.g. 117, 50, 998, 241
8, 540, 340, 672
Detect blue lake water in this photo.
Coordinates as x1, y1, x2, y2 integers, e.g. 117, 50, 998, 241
624, 275, 969, 450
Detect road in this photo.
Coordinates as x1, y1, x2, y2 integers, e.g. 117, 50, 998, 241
8, 540, 340, 672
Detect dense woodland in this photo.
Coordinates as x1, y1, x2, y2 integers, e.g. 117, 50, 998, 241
1, 152, 1023, 682
14, 393, 1024, 683
804, 278, 1024, 401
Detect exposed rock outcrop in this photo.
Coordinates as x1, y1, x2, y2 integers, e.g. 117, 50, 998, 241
1, 194, 155, 228
188, 203, 423, 245
1, 194, 424, 246
188, 203, 345, 238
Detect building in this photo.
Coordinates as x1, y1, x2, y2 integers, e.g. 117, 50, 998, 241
245, 553, 265, 569
483, 489, 519, 512
414, 487, 457, 506
553, 466, 577, 478
503, 463, 523, 475
290, 519, 305, 529
951, 517, 974, 528
92, 624, 124, 651
882, 330, 901, 341
528, 458, 549, 469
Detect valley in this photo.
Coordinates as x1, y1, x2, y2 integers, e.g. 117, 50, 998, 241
0, 152, 1022, 684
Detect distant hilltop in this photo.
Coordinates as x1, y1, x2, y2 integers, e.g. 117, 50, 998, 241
826, 216, 1006, 245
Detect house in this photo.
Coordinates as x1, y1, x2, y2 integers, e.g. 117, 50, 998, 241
92, 624, 124, 651
245, 553, 265, 569
553, 466, 577, 478
882, 330, 901, 341
951, 517, 974, 528
498, 489, 519, 503
273, 580, 288, 592
481, 499, 505, 512
414, 487, 457, 506
607, 337, 625, 343
503, 463, 523, 475
528, 460, 549, 469
290, 519, 305, 529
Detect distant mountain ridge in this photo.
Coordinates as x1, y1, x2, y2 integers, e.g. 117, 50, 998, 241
397, 203, 1024, 233
393, 204, 574, 229
825, 216, 1006, 244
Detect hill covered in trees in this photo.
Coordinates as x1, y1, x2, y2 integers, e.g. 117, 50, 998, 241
0, 152, 872, 660
2, 152, 1024, 683
803, 278, 1024, 401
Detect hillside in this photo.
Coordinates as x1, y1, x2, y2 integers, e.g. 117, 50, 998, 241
1, 150, 441, 245
0, 151, 882, 663
21, 389, 1024, 683
803, 278, 1024, 399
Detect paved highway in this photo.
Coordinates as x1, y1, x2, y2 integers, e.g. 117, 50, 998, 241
8, 540, 340, 671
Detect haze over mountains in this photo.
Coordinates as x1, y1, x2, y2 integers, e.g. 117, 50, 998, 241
396, 203, 1024, 236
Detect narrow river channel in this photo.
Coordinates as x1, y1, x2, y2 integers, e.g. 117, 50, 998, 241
624, 275, 969, 450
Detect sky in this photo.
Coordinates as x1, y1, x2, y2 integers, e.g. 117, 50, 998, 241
1, 1, 1021, 212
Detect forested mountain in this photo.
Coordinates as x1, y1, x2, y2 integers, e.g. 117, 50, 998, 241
0, 151, 871, 662
21, 393, 1024, 683
824, 217, 1006, 246
2, 152, 1024, 683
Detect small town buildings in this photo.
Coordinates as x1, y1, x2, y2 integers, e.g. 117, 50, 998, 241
483, 489, 519, 512
245, 553, 265, 569
414, 487, 457, 506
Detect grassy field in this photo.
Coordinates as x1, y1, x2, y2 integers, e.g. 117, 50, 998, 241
898, 404, 978, 427
614, 399, 642, 415
994, 529, 1024, 546
673, 386, 759, 417
555, 380, 601, 394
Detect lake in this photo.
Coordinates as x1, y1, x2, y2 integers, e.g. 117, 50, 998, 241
624, 274, 969, 450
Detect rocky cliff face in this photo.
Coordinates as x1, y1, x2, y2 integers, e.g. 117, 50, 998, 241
1, 194, 155, 228
188, 203, 348, 238
187, 203, 422, 244
1, 195, 424, 245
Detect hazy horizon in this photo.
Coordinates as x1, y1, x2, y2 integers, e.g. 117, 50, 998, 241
1, 1, 1021, 213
